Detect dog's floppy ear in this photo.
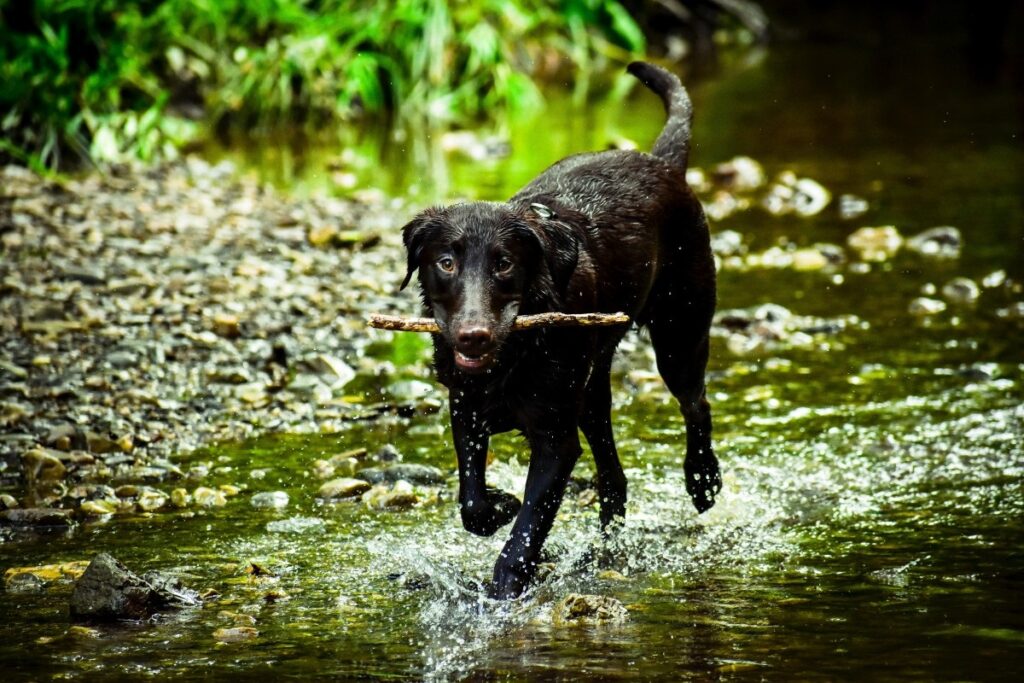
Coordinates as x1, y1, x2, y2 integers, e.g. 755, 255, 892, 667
514, 205, 581, 297
400, 208, 444, 291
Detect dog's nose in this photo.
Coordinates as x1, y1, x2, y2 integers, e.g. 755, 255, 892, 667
455, 326, 494, 354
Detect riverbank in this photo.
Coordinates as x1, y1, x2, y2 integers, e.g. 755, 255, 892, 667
0, 160, 427, 508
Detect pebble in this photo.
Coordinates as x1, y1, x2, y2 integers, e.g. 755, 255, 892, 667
0, 494, 18, 510
362, 482, 419, 509
318, 478, 371, 500
250, 491, 290, 510
847, 226, 903, 261
170, 488, 192, 508
908, 297, 947, 316
193, 486, 228, 508
941, 277, 981, 304
80, 500, 118, 516
906, 226, 962, 258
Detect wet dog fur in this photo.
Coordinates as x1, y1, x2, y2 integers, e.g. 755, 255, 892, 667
400, 62, 721, 599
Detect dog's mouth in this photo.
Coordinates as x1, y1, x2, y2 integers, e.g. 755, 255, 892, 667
454, 349, 495, 373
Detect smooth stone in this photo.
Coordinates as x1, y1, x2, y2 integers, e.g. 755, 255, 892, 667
318, 478, 371, 499
906, 226, 962, 258
941, 277, 980, 304
193, 487, 227, 507
0, 508, 73, 527
908, 297, 947, 316
0, 493, 18, 510
847, 226, 903, 261
355, 463, 444, 486
80, 500, 118, 516
170, 488, 191, 508
362, 482, 418, 510
250, 491, 289, 510
137, 489, 168, 512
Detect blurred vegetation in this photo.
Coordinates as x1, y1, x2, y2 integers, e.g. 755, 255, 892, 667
0, 0, 652, 170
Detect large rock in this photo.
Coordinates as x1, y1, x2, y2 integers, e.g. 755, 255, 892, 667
69, 553, 199, 621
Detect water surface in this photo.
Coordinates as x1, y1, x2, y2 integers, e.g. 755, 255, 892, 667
2, 7, 1023, 680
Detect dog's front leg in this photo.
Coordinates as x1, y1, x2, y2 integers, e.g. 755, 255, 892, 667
489, 426, 582, 599
451, 390, 521, 537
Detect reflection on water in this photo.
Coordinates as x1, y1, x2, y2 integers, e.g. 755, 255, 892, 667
3, 4, 1024, 680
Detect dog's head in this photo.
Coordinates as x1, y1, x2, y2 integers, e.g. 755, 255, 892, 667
400, 202, 579, 374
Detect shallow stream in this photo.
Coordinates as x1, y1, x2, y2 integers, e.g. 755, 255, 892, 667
2, 7, 1023, 680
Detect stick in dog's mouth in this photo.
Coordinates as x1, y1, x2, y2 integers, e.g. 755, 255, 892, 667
367, 311, 630, 333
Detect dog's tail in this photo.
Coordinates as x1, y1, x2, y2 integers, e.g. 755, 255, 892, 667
627, 61, 693, 171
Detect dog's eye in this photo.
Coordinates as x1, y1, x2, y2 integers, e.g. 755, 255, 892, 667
437, 256, 456, 273
495, 256, 514, 275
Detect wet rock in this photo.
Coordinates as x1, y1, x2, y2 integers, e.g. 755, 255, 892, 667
908, 297, 947, 316
136, 488, 169, 512
372, 444, 403, 463
596, 569, 628, 582
982, 270, 1007, 289
440, 131, 510, 161
710, 156, 765, 192
22, 448, 67, 482
193, 486, 227, 507
996, 302, 1024, 319
0, 493, 18, 510
906, 226, 962, 258
762, 172, 831, 217
211, 313, 242, 339
355, 463, 444, 486
266, 516, 325, 534
309, 354, 356, 388
838, 194, 869, 220
214, 626, 259, 642
552, 594, 629, 625
80, 500, 119, 516
4, 561, 90, 591
941, 277, 981, 304
847, 226, 903, 261
362, 481, 419, 510
0, 507, 73, 528
318, 478, 371, 500
70, 553, 200, 621
709, 230, 745, 257
170, 488, 191, 508
250, 491, 289, 510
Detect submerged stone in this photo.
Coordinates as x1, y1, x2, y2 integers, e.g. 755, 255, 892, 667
908, 297, 947, 316
847, 226, 903, 261
0, 507, 73, 528
214, 626, 259, 642
906, 226, 962, 258
941, 277, 981, 304
552, 594, 629, 625
250, 491, 289, 509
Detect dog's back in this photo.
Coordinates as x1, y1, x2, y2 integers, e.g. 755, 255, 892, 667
511, 63, 713, 325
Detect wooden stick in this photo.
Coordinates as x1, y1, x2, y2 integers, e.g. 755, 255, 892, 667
368, 312, 630, 333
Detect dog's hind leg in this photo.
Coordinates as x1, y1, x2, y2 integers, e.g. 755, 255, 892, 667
579, 353, 627, 528
647, 299, 721, 513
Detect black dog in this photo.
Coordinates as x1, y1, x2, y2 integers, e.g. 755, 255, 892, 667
400, 62, 720, 599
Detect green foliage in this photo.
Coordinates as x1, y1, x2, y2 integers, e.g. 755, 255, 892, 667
0, 0, 647, 170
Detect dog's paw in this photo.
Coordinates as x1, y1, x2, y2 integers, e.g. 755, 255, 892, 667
460, 488, 521, 537
684, 454, 722, 514
487, 561, 532, 600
